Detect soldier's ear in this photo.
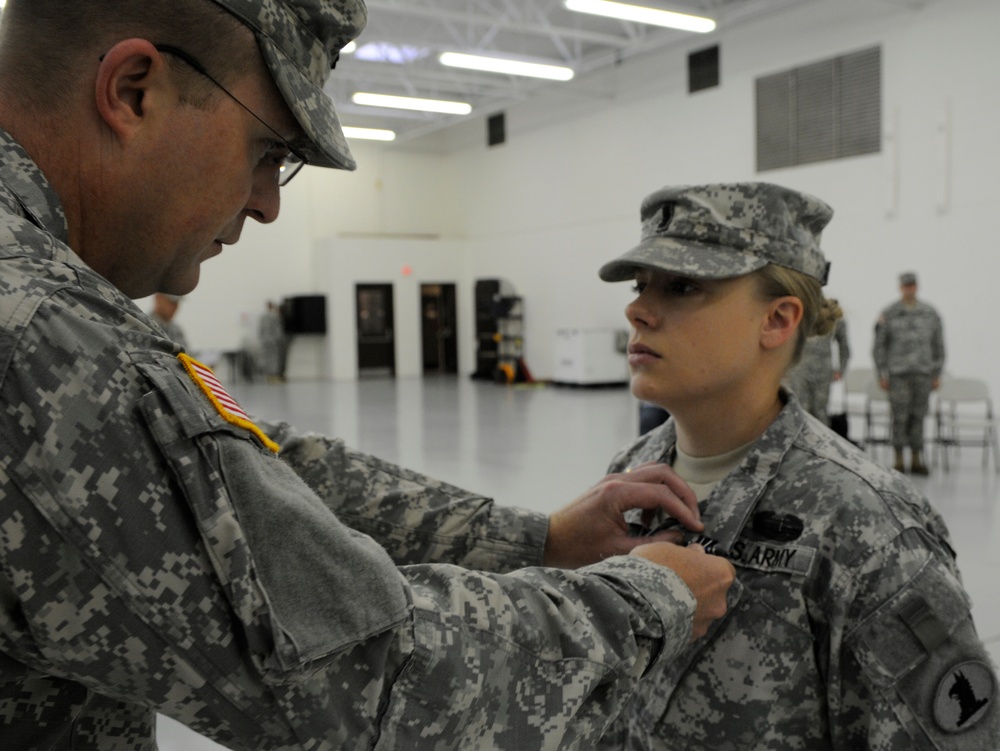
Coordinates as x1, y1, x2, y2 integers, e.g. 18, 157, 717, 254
94, 39, 169, 141
761, 296, 803, 351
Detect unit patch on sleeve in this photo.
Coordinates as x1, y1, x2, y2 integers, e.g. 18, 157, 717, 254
933, 660, 995, 733
178, 353, 280, 453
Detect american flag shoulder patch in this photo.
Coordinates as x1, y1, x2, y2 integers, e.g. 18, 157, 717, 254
178, 353, 280, 453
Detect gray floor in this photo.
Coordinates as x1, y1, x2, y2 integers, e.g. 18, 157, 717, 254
158, 376, 1000, 749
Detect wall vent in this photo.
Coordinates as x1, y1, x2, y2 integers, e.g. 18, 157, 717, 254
756, 46, 881, 171
688, 45, 720, 93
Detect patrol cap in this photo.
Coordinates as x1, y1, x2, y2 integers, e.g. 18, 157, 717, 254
899, 272, 918, 285
209, 0, 367, 170
599, 182, 833, 286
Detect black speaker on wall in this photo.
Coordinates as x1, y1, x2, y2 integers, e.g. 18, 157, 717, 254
487, 112, 506, 147
688, 45, 720, 93
283, 295, 327, 334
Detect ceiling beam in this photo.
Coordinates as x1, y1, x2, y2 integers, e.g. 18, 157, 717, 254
364, 0, 634, 48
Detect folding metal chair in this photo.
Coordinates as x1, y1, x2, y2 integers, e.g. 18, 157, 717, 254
932, 376, 1000, 472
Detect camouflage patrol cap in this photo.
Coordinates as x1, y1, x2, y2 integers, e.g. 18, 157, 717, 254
599, 182, 833, 286
210, 0, 366, 170
899, 272, 917, 285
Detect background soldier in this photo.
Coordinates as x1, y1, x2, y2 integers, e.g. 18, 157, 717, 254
258, 299, 289, 381
874, 272, 945, 474
784, 300, 850, 425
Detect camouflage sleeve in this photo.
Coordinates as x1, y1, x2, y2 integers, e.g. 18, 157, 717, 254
372, 557, 696, 749
3, 418, 697, 750
872, 313, 889, 378
261, 423, 548, 573
931, 312, 945, 379
835, 529, 998, 748
159, 409, 696, 749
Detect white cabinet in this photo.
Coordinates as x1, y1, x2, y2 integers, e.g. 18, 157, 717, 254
552, 328, 629, 385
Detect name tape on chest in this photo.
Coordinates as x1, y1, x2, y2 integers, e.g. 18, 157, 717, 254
690, 534, 814, 576
178, 353, 279, 453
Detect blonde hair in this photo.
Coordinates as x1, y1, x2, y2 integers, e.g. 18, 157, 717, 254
752, 265, 843, 367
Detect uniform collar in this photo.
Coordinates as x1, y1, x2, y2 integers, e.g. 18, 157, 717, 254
704, 392, 807, 555
647, 390, 808, 556
0, 127, 72, 248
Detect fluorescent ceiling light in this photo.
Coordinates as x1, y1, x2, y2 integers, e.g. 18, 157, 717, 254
342, 126, 397, 142
352, 92, 472, 115
565, 0, 716, 33
353, 42, 428, 65
439, 52, 574, 81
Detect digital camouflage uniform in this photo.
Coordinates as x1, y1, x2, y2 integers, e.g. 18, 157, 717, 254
597, 394, 998, 750
0, 132, 701, 748
786, 318, 850, 424
873, 300, 945, 451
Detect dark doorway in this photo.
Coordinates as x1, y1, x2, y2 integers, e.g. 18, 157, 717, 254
356, 284, 395, 377
421, 283, 458, 374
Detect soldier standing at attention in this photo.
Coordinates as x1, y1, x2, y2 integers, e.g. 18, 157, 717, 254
596, 183, 996, 750
0, 1, 735, 748
874, 272, 945, 474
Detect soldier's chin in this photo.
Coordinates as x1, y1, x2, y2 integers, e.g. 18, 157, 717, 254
162, 269, 201, 297
630, 375, 659, 403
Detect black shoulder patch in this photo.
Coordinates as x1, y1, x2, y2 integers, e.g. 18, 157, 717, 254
933, 661, 995, 733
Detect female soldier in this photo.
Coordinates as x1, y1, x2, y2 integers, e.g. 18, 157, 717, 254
597, 183, 997, 750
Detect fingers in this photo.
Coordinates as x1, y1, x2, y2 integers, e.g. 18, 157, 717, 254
631, 542, 735, 641
544, 465, 700, 568
607, 464, 702, 531
618, 528, 686, 552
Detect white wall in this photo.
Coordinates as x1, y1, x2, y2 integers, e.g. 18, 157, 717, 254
176, 0, 1000, 399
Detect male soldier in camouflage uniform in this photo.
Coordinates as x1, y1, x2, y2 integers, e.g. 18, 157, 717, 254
595, 183, 997, 749
874, 272, 945, 474
0, 1, 736, 749
785, 312, 849, 425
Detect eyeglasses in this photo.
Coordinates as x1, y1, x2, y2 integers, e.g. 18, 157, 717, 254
153, 44, 308, 186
